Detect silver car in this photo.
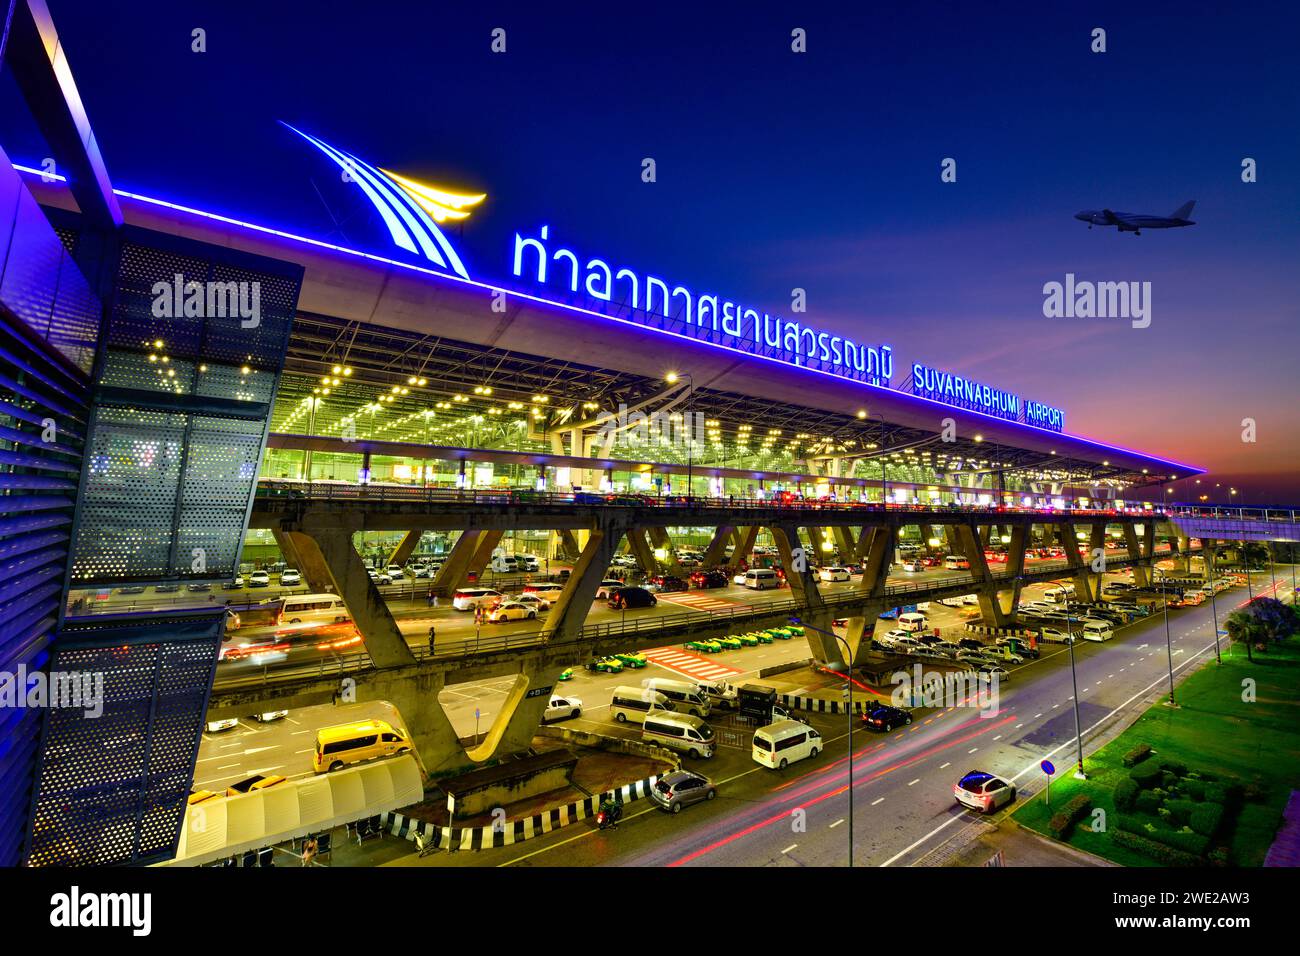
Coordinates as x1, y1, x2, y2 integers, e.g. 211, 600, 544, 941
649, 769, 717, 814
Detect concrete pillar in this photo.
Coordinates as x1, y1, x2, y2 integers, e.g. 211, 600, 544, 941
701, 525, 736, 567
626, 527, 661, 575
431, 529, 485, 596
308, 528, 416, 668
646, 526, 680, 572
359, 668, 468, 778
1057, 521, 1096, 603
727, 526, 760, 570
468, 530, 504, 577
832, 526, 856, 563
388, 529, 423, 568
466, 662, 572, 763
953, 522, 1012, 627
272, 528, 333, 594
541, 524, 622, 641
557, 528, 582, 562
771, 523, 836, 664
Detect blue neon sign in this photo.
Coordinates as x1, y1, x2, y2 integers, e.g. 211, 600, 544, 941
911, 362, 1064, 432
511, 225, 893, 384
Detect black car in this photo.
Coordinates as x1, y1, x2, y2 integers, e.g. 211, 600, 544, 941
688, 569, 729, 589
863, 704, 913, 731
607, 586, 657, 609
649, 574, 689, 593
957, 638, 984, 650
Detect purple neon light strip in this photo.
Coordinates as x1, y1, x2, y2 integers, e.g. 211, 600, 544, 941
13, 162, 1202, 474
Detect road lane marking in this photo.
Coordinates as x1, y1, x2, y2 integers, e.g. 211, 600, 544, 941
781, 843, 798, 854
907, 778, 920, 786
871, 797, 884, 806
830, 819, 844, 829
939, 762, 950, 770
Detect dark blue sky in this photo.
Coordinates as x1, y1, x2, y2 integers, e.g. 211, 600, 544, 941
11, 1, 1300, 497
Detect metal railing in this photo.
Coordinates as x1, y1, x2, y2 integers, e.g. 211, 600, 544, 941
254, 478, 1172, 518
211, 549, 1190, 692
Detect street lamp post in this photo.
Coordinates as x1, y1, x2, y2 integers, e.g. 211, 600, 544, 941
1152, 568, 1177, 706
1206, 545, 1222, 665
1061, 593, 1087, 778
790, 616, 854, 867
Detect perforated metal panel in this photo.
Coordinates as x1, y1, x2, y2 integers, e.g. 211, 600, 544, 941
68, 229, 301, 585
25, 613, 224, 867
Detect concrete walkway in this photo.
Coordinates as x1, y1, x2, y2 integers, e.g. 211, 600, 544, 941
943, 821, 1117, 867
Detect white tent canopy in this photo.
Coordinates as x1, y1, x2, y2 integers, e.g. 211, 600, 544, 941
165, 756, 423, 866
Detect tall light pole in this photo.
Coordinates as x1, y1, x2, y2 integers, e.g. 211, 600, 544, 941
790, 616, 854, 867
1061, 592, 1087, 778
1152, 568, 1177, 706
1206, 542, 1222, 665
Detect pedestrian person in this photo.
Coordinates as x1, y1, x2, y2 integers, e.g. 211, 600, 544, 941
301, 836, 318, 866
428, 626, 436, 654
426, 588, 435, 608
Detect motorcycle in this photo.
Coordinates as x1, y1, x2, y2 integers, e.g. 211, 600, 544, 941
596, 799, 622, 830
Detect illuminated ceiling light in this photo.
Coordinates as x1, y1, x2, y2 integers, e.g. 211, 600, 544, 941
973, 434, 984, 443
148, 354, 157, 362
332, 365, 342, 374
342, 367, 353, 376
664, 372, 679, 384
153, 339, 164, 349
199, 364, 207, 372
417, 377, 427, 386
241, 366, 251, 375
532, 394, 549, 403
409, 376, 418, 385
391, 386, 401, 394
856, 409, 867, 419
322, 387, 330, 395
1102, 460, 1110, 466
401, 387, 409, 395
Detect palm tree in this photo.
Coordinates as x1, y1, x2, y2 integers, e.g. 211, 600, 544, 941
1225, 609, 1262, 662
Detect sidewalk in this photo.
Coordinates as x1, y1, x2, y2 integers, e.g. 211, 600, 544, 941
943, 821, 1117, 867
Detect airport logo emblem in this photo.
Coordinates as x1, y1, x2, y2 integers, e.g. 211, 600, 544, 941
284, 123, 484, 279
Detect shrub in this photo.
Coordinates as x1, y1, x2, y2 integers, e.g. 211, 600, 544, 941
1114, 778, 1140, 811
1189, 803, 1225, 838
1130, 762, 1162, 788
1150, 827, 1210, 857
1122, 744, 1152, 767
1135, 791, 1162, 814
1208, 846, 1230, 867
1204, 783, 1230, 804
1048, 794, 1093, 840
1112, 829, 1203, 867
1165, 799, 1198, 827
1183, 778, 1207, 801
1160, 770, 1179, 789
1160, 760, 1188, 777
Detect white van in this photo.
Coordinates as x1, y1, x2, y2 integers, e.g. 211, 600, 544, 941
278, 593, 350, 625
1080, 620, 1114, 642
898, 612, 929, 632
642, 713, 715, 759
610, 686, 675, 724
743, 568, 780, 590
1044, 584, 1077, 603
643, 678, 711, 717
452, 587, 503, 610
752, 719, 823, 770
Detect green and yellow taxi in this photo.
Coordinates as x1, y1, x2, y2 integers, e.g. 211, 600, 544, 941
750, 630, 774, 644
733, 632, 760, 647
586, 656, 624, 673
558, 668, 574, 681
716, 635, 743, 650
685, 638, 722, 654
764, 627, 794, 640
613, 651, 648, 668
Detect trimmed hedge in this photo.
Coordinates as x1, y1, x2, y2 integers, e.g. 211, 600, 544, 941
1122, 743, 1153, 768
1159, 760, 1188, 776
1130, 762, 1163, 788
1114, 778, 1140, 811
1048, 794, 1093, 840
1135, 791, 1162, 814
1112, 829, 1203, 867
1189, 803, 1225, 838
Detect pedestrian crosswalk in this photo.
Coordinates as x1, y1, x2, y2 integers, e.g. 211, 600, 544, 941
658, 591, 738, 612
643, 647, 744, 680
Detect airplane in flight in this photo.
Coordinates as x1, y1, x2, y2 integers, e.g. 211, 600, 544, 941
1074, 201, 1196, 235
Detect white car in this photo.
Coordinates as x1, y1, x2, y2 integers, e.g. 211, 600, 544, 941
252, 710, 288, 722
386, 566, 405, 578
594, 579, 625, 600
280, 568, 301, 587
901, 560, 924, 573
487, 601, 537, 623
248, 570, 270, 588
205, 718, 238, 733
509, 593, 552, 612
818, 566, 851, 583
954, 770, 1016, 813
520, 555, 540, 572
368, 569, 392, 585
543, 695, 583, 722
733, 572, 748, 586
1037, 627, 1076, 643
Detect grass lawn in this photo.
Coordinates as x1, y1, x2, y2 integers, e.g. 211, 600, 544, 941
1013, 636, 1300, 866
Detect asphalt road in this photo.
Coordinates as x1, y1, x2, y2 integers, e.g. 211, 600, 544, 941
413, 569, 1281, 868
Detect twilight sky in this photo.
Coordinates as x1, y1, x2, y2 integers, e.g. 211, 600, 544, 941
9, 1, 1300, 499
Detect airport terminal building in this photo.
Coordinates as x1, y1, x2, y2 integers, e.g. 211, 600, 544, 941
0, 1, 1204, 866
